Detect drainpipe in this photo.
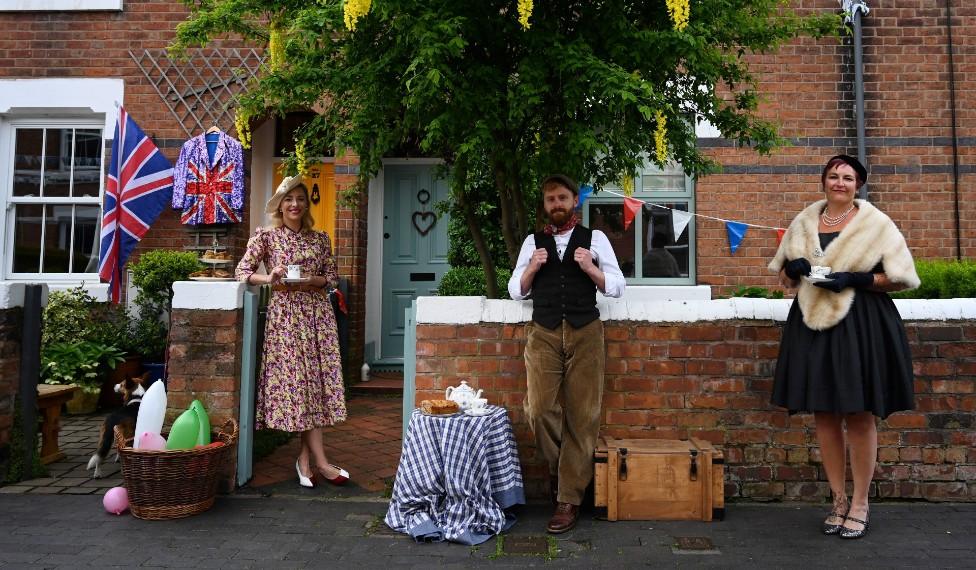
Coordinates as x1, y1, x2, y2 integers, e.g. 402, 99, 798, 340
945, 0, 962, 260
842, 0, 870, 200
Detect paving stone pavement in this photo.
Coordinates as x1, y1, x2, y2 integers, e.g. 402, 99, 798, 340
2, 414, 122, 496
0, 494, 973, 568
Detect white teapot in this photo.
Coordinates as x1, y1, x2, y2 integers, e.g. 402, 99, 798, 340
445, 380, 483, 410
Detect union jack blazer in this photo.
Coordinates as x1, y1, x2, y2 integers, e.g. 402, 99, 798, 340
172, 131, 245, 225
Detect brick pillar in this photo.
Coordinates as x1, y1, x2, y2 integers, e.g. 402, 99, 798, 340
168, 281, 245, 493
0, 304, 22, 470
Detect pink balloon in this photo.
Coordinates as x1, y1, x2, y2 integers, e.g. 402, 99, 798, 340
139, 431, 167, 451
103, 486, 129, 515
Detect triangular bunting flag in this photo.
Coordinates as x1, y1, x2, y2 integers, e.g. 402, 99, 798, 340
775, 228, 786, 245
577, 184, 594, 210
725, 221, 748, 254
623, 197, 642, 231
671, 209, 692, 240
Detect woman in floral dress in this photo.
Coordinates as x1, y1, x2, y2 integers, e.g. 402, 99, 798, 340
236, 175, 349, 486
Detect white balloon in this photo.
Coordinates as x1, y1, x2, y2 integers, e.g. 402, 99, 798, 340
134, 380, 167, 448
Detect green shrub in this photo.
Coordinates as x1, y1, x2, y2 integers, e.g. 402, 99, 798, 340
42, 287, 99, 346
437, 266, 512, 299
41, 341, 126, 393
891, 259, 976, 299
129, 250, 201, 361
129, 250, 201, 314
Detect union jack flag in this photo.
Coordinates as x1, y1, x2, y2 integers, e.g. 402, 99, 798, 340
180, 160, 242, 224
98, 107, 174, 303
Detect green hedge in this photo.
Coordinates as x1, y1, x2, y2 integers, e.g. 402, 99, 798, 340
437, 266, 512, 299
891, 259, 976, 299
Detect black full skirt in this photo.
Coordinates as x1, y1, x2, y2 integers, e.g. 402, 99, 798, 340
771, 290, 914, 419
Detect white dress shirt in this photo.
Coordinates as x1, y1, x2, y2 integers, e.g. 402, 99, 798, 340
507, 227, 626, 300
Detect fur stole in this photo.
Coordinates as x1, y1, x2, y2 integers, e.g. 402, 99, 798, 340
769, 199, 919, 330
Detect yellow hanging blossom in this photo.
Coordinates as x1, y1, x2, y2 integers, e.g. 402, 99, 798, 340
295, 138, 308, 176
344, 0, 371, 31
268, 21, 285, 72
654, 110, 668, 163
234, 109, 251, 150
666, 0, 690, 32
517, 0, 533, 30
620, 174, 635, 196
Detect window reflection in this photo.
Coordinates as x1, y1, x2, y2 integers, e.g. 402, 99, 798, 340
73, 129, 103, 197
588, 203, 635, 278
43, 128, 71, 197
73, 206, 101, 273
12, 204, 43, 273
9, 126, 103, 275
43, 204, 72, 273
641, 203, 690, 277
13, 129, 43, 197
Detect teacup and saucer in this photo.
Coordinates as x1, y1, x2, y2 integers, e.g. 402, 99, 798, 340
464, 398, 491, 417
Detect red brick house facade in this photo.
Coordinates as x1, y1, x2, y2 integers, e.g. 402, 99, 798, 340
0, 1, 973, 488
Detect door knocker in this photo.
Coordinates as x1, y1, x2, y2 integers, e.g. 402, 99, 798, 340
310, 183, 320, 205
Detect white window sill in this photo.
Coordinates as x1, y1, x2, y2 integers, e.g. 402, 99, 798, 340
1, 0, 122, 10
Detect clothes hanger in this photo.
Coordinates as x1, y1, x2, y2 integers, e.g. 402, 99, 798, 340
205, 124, 221, 135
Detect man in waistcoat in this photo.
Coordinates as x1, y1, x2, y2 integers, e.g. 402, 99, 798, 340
508, 174, 626, 533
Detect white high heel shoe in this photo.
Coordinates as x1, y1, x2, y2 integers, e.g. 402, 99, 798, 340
296, 460, 314, 488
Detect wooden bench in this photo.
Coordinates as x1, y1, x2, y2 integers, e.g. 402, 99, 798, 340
36, 384, 80, 464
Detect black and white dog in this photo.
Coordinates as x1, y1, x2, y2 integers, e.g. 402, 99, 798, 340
86, 372, 151, 478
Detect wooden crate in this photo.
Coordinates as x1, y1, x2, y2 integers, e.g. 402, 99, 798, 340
594, 437, 725, 521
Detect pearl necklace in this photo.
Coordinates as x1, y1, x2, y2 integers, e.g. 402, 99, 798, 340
821, 203, 856, 227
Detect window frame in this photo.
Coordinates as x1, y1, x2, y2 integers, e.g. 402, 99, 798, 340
1, 117, 106, 281
583, 163, 696, 285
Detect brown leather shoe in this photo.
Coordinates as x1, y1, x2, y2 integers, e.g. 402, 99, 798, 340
546, 502, 579, 534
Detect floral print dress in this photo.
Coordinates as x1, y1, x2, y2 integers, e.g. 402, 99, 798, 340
236, 225, 346, 431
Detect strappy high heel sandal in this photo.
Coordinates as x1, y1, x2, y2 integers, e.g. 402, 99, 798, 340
822, 496, 850, 535
839, 510, 870, 539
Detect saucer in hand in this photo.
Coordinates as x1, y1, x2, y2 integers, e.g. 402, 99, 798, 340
804, 274, 834, 284
281, 277, 311, 284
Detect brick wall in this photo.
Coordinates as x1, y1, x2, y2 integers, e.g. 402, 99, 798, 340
167, 308, 242, 492
0, 307, 22, 467
414, 320, 976, 502
697, 1, 976, 295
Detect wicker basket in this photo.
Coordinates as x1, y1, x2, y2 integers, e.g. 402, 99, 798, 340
114, 418, 238, 520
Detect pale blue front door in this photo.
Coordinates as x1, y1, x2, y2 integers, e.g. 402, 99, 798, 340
380, 165, 450, 363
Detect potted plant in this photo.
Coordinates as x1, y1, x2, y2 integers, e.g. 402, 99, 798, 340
41, 340, 126, 414
91, 303, 142, 408
128, 250, 202, 385
41, 287, 128, 414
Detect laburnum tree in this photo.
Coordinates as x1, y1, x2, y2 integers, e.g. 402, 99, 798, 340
173, 0, 839, 297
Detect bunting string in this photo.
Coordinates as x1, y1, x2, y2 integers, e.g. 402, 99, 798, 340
599, 189, 786, 232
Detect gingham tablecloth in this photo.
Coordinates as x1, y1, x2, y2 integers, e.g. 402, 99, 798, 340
384, 405, 525, 545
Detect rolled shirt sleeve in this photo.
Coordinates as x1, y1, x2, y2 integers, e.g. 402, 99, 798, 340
591, 230, 626, 298
507, 235, 537, 301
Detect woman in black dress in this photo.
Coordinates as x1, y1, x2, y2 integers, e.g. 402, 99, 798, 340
769, 155, 919, 539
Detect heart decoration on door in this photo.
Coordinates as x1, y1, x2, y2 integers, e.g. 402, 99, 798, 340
412, 211, 436, 236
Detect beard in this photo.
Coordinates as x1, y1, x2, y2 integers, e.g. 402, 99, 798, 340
548, 208, 572, 225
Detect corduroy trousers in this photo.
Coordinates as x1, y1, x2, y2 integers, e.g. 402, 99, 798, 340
523, 318, 605, 505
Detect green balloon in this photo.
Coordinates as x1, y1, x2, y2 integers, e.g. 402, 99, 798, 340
166, 408, 200, 450
191, 400, 211, 446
